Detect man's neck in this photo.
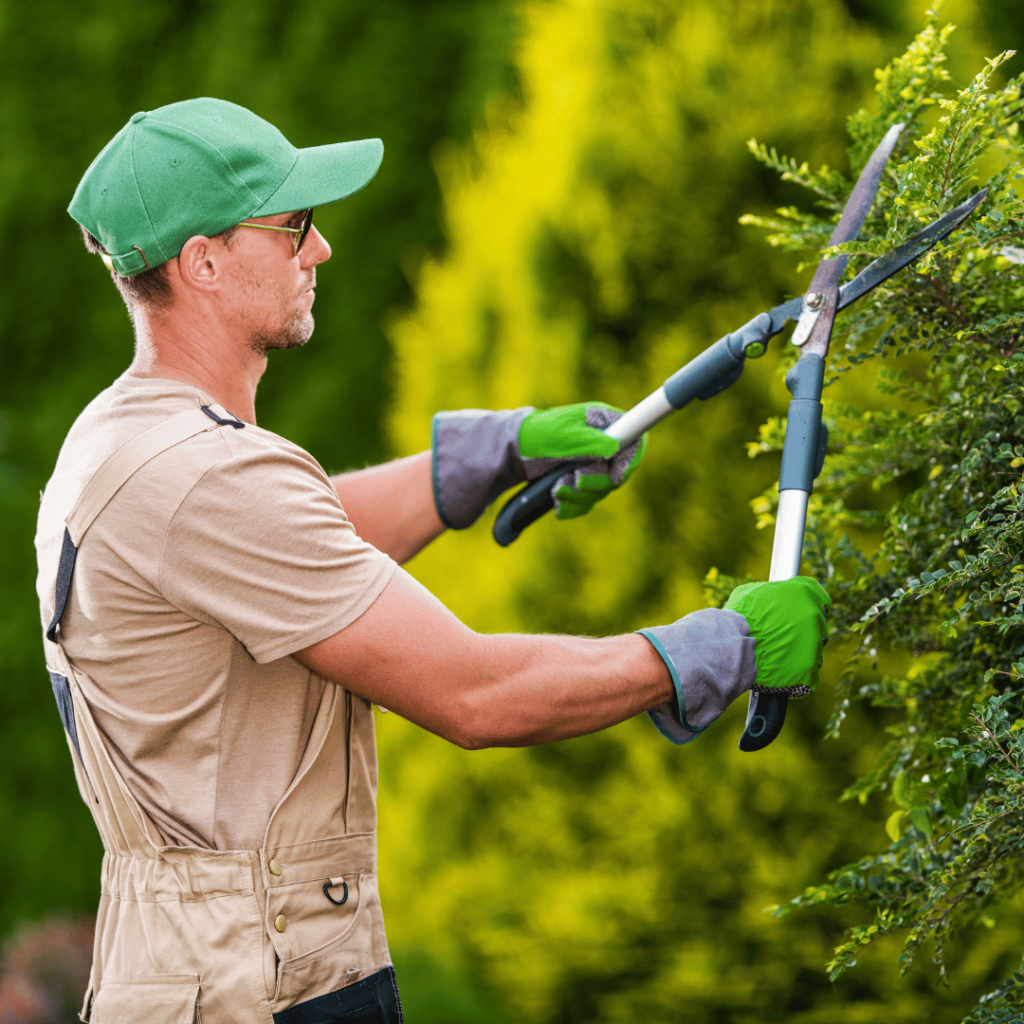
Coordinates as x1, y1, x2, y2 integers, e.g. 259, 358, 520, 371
129, 307, 265, 425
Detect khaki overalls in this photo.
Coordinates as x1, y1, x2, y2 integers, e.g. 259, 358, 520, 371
43, 407, 393, 1023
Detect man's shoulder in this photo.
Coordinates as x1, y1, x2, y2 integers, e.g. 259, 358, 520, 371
38, 374, 332, 552
51, 373, 324, 492
43, 376, 226, 515
55, 373, 221, 470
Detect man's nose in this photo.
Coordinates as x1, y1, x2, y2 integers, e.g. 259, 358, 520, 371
301, 226, 331, 266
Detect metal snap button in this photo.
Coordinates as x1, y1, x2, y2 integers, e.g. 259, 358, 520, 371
268, 859, 282, 876
274, 914, 287, 933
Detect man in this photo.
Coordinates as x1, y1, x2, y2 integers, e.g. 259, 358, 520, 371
36, 99, 828, 1024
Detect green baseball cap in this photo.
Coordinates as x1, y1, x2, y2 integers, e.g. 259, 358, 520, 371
69, 97, 383, 276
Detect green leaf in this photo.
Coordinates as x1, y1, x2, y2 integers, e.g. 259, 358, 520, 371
938, 782, 966, 819
886, 810, 907, 842
892, 771, 914, 809
910, 805, 934, 839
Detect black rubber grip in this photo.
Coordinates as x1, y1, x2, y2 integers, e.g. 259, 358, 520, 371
738, 691, 788, 751
492, 466, 566, 546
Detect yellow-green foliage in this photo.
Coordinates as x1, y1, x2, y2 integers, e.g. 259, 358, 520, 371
389, 0, 884, 633
379, 1, 1024, 1021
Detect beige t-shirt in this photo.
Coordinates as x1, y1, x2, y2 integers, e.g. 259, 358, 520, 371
35, 374, 396, 851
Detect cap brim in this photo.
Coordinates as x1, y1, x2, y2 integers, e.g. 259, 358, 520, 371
253, 137, 383, 216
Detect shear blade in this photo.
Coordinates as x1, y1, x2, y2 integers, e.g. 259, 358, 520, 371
801, 123, 904, 314
835, 188, 988, 312
765, 188, 987, 339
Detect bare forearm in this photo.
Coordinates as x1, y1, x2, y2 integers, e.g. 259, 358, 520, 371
331, 451, 445, 563
453, 632, 673, 748
298, 570, 673, 749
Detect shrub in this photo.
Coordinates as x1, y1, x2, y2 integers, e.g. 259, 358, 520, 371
733, 12, 1024, 1020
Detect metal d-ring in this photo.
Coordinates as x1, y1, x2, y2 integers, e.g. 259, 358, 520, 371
323, 879, 349, 906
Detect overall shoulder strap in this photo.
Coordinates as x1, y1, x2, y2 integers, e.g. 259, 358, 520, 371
46, 403, 244, 643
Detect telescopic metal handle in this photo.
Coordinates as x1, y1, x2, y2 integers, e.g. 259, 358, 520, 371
738, 348, 827, 751
737, 489, 808, 751
492, 322, 768, 546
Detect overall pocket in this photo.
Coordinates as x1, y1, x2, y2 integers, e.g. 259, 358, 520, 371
273, 873, 376, 1007
86, 975, 201, 1024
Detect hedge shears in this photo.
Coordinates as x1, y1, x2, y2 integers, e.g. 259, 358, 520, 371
493, 123, 987, 751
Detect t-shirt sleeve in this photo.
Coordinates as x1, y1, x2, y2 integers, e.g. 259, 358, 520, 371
159, 443, 397, 663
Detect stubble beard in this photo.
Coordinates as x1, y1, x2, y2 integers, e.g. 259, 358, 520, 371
249, 308, 313, 356
243, 264, 316, 356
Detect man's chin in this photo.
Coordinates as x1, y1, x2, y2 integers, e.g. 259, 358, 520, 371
250, 318, 314, 356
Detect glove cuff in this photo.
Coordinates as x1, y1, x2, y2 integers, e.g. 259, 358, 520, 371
432, 408, 533, 529
638, 608, 756, 745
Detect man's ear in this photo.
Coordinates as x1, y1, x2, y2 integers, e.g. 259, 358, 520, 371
174, 234, 221, 292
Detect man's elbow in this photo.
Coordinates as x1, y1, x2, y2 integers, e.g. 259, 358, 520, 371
444, 687, 523, 750
444, 704, 498, 751
448, 727, 492, 751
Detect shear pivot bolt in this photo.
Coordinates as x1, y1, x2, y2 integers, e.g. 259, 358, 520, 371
804, 291, 823, 310
745, 341, 766, 359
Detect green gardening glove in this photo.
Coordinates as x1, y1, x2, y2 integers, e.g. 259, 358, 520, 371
432, 403, 647, 529
724, 576, 830, 696
518, 403, 647, 520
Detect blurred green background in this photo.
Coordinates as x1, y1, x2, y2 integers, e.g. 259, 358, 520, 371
1, 0, 1021, 1021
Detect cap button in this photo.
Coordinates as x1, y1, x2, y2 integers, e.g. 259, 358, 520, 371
130, 111, 147, 124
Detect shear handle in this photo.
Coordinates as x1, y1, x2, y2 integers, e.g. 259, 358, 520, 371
492, 319, 771, 547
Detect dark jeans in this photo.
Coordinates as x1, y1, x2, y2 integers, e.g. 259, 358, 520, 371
272, 967, 403, 1024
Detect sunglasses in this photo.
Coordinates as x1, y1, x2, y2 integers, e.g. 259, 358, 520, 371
237, 208, 314, 254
